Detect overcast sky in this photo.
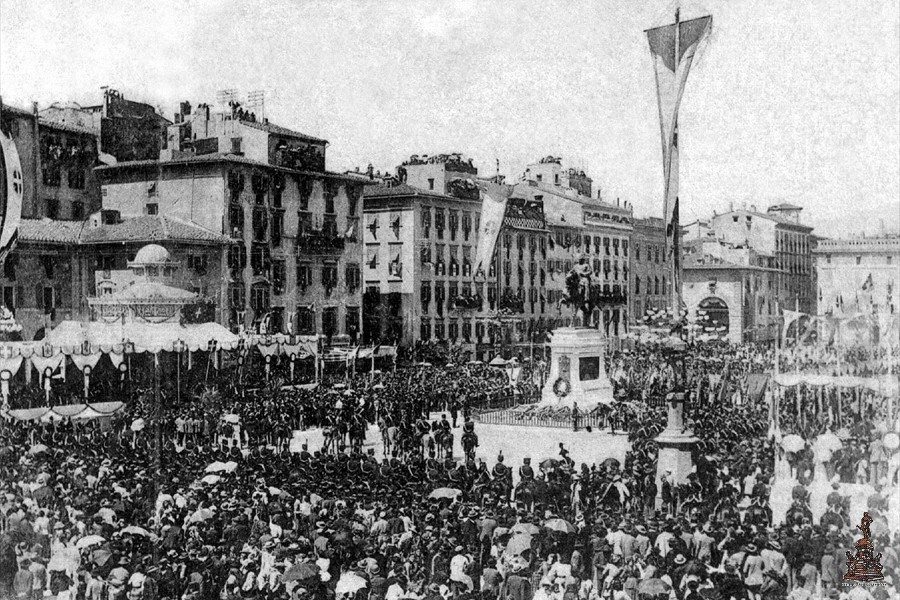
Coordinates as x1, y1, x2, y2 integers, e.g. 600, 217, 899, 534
2, 0, 898, 237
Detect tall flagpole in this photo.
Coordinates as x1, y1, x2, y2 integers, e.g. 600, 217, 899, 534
671, 8, 682, 316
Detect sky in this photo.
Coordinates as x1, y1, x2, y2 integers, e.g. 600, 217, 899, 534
1, 0, 898, 237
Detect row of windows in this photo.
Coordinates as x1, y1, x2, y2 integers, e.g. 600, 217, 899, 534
226, 299, 358, 337
633, 275, 669, 296
44, 198, 86, 220
42, 167, 88, 190
824, 254, 894, 265
421, 207, 476, 242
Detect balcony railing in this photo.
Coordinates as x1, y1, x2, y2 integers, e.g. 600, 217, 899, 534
296, 230, 346, 254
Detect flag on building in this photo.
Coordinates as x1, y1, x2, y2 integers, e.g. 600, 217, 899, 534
472, 181, 512, 281
646, 12, 712, 301
0, 127, 23, 265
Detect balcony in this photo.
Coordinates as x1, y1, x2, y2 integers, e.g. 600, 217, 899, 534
296, 230, 346, 254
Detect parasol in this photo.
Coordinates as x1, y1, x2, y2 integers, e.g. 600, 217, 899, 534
637, 578, 671, 595
492, 527, 510, 540
284, 562, 320, 582
335, 572, 368, 596
815, 431, 843, 452
543, 518, 576, 534
372, 384, 385, 390
884, 432, 899, 450
130, 418, 145, 432
189, 508, 214, 522
205, 461, 228, 473
76, 535, 106, 549
510, 523, 540, 536
28, 444, 49, 455
428, 487, 462, 500
268, 486, 283, 496
223, 414, 240, 424
120, 526, 151, 537
201, 475, 221, 485
503, 534, 533, 557
780, 434, 805, 453
91, 548, 112, 566
224, 461, 239, 472
601, 457, 621, 470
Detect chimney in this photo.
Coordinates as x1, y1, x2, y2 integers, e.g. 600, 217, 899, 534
366, 164, 374, 180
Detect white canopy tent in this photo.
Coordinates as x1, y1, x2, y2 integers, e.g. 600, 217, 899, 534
44, 320, 240, 353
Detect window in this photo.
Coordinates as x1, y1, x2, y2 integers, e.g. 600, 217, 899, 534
448, 321, 458, 341
41, 256, 54, 280
42, 166, 61, 187
250, 284, 270, 315
298, 308, 315, 335
554, 173, 559, 184
271, 211, 283, 247
634, 276, 640, 294
888, 256, 893, 264
345, 263, 361, 291
428, 178, 435, 190
2, 255, 16, 280
67, 169, 86, 190
42, 286, 55, 313
46, 199, 59, 219
146, 203, 158, 216
250, 244, 270, 277
322, 264, 338, 291
272, 260, 286, 295
324, 182, 337, 214
536, 174, 542, 182
187, 254, 208, 273
71, 201, 84, 220
420, 321, 431, 341
421, 281, 431, 313
252, 208, 267, 241
297, 263, 313, 290
322, 307, 338, 336
422, 207, 431, 238
229, 285, 244, 310
345, 307, 360, 341
856, 256, 861, 265
434, 320, 445, 339
229, 203, 245, 237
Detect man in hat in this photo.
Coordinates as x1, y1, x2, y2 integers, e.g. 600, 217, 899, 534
519, 458, 534, 482
505, 559, 531, 600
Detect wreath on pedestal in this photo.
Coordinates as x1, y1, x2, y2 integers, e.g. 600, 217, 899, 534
553, 377, 571, 398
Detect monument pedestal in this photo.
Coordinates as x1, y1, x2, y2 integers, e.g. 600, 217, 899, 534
655, 392, 698, 509
540, 327, 614, 410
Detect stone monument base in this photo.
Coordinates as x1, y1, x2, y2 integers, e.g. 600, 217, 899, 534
539, 327, 615, 411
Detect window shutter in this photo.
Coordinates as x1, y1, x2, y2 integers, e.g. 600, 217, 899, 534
35, 285, 44, 310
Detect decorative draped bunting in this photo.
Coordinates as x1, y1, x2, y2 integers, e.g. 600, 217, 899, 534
3, 401, 124, 422
773, 373, 898, 396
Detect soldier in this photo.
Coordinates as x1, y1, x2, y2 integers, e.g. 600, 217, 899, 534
519, 457, 535, 482
492, 452, 508, 480
299, 443, 312, 463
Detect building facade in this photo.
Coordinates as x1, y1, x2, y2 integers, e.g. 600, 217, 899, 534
363, 156, 493, 357
2, 211, 229, 340
814, 234, 899, 316
40, 89, 171, 163
707, 203, 815, 314
95, 102, 367, 341
682, 238, 780, 343
630, 217, 671, 321
1, 101, 101, 220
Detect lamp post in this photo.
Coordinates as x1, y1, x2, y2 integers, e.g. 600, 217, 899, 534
175, 340, 186, 404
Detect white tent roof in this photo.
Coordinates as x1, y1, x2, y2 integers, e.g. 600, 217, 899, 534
45, 320, 240, 353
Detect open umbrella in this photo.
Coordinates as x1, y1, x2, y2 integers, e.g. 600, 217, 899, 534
76, 535, 106, 550
130, 418, 145, 432
91, 548, 112, 566
492, 527, 511, 541
815, 431, 843, 452
223, 414, 240, 424
883, 432, 899, 450
205, 461, 228, 473
284, 562, 320, 582
120, 526, 151, 537
201, 475, 221, 485
781, 434, 805, 453
510, 523, 540, 536
335, 572, 367, 596
543, 518, 575, 534
503, 534, 533, 557
268, 486, 282, 496
28, 444, 49, 455
372, 384, 385, 390
637, 578, 671, 596
224, 461, 239, 473
189, 508, 214, 523
428, 487, 462, 500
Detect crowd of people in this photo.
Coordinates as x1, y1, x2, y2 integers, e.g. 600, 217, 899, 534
1, 342, 898, 600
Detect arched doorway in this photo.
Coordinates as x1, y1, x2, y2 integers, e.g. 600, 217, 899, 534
697, 297, 729, 339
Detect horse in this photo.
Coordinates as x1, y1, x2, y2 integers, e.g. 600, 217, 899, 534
461, 430, 478, 462
784, 500, 813, 528
514, 480, 536, 512
435, 429, 454, 460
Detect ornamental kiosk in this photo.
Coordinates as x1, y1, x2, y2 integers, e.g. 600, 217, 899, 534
539, 326, 615, 410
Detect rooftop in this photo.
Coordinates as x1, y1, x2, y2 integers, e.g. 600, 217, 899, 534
19, 215, 230, 246
1, 103, 98, 136
95, 152, 369, 183
239, 119, 327, 145
363, 182, 474, 202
